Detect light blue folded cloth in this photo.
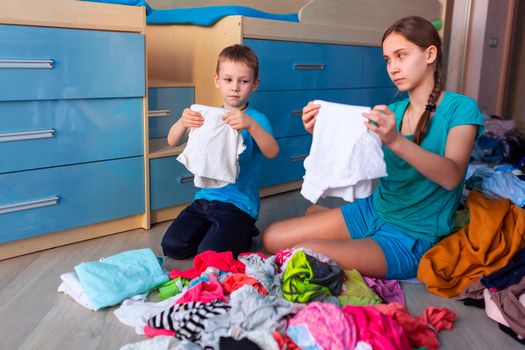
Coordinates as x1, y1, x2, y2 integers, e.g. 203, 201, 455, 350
75, 248, 168, 310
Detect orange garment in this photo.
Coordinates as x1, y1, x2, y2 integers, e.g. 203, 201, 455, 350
221, 273, 268, 296
418, 190, 525, 297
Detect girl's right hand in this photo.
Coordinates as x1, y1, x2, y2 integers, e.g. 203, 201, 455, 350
302, 102, 321, 134
180, 108, 204, 129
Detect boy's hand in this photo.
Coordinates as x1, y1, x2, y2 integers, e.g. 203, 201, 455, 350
180, 108, 204, 129
222, 110, 254, 131
363, 105, 400, 147
302, 101, 321, 134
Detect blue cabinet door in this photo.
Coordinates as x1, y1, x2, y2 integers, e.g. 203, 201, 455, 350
150, 156, 197, 210
148, 87, 194, 139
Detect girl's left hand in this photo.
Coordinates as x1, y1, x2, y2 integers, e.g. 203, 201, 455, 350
222, 110, 254, 131
363, 105, 399, 146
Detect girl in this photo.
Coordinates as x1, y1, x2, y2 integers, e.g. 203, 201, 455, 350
262, 16, 484, 279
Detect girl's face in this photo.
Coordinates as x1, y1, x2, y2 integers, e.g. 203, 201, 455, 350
382, 32, 437, 92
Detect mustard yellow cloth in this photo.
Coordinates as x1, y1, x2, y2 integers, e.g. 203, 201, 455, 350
417, 190, 525, 298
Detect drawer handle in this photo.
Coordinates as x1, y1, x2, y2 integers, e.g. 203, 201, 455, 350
148, 109, 171, 118
179, 175, 194, 184
0, 129, 55, 143
290, 154, 308, 162
0, 59, 54, 69
0, 196, 59, 215
291, 110, 303, 117
293, 64, 325, 70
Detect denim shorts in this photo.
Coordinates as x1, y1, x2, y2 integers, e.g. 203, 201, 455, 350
340, 196, 434, 279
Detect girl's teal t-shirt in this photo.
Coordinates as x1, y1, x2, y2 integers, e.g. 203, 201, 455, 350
373, 91, 485, 242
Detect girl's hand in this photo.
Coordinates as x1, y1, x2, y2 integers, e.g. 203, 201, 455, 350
363, 105, 400, 146
302, 102, 321, 134
180, 108, 204, 129
222, 110, 254, 131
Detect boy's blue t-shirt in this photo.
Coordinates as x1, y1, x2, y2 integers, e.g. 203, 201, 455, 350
373, 91, 485, 243
194, 107, 273, 219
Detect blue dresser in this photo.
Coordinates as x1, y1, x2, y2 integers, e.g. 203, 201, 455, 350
245, 39, 399, 188
0, 24, 146, 243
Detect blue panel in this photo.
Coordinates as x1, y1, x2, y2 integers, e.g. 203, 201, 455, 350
361, 47, 394, 87
245, 39, 363, 91
251, 89, 363, 138
259, 135, 312, 187
150, 156, 197, 210
0, 98, 144, 174
0, 157, 145, 242
0, 24, 145, 101
148, 87, 194, 138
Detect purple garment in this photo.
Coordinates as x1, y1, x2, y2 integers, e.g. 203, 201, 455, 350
364, 277, 405, 305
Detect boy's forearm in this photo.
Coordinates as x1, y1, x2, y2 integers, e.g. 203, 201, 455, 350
167, 120, 187, 146
248, 123, 279, 158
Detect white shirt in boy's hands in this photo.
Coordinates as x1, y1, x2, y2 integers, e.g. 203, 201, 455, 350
177, 104, 245, 188
301, 100, 387, 203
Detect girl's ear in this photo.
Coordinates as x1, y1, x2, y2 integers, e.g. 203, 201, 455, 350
426, 45, 438, 64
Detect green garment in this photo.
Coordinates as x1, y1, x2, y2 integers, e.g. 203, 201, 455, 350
338, 269, 382, 306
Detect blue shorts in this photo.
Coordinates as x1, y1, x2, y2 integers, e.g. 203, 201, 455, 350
340, 196, 434, 279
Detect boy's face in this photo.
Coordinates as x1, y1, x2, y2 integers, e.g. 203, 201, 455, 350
214, 60, 259, 110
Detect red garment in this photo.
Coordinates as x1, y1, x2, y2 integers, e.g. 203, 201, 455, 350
273, 331, 300, 350
421, 306, 456, 331
169, 250, 245, 279
222, 273, 268, 296
374, 303, 441, 350
176, 275, 227, 304
143, 324, 175, 337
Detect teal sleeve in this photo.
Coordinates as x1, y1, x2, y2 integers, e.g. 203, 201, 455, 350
449, 96, 485, 139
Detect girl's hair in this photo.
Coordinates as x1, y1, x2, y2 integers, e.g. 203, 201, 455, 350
382, 16, 444, 145
215, 44, 259, 81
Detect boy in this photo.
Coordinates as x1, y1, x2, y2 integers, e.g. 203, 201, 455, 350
161, 44, 279, 259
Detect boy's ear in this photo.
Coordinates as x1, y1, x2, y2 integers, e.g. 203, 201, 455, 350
251, 78, 260, 92
213, 73, 220, 88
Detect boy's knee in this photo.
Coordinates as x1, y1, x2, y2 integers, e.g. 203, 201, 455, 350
161, 233, 196, 260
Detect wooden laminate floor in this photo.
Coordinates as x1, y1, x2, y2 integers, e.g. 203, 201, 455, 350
0, 191, 522, 349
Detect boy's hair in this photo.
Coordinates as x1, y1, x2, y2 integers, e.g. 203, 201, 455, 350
215, 44, 259, 80
382, 16, 444, 145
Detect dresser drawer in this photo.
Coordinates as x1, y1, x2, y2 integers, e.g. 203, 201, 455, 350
150, 157, 198, 210
251, 89, 362, 138
148, 87, 194, 139
0, 98, 144, 174
0, 157, 144, 243
0, 24, 145, 101
259, 135, 312, 187
359, 87, 405, 107
245, 39, 392, 91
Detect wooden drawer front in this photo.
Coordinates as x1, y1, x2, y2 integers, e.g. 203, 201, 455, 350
0, 98, 144, 174
259, 135, 312, 187
0, 157, 144, 243
0, 24, 145, 102
148, 87, 194, 139
150, 157, 197, 210
245, 39, 392, 91
251, 89, 362, 138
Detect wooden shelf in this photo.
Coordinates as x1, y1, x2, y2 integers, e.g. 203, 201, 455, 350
148, 79, 194, 88
148, 138, 185, 158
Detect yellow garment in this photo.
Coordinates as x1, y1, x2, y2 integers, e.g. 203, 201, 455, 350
338, 269, 382, 306
417, 190, 525, 298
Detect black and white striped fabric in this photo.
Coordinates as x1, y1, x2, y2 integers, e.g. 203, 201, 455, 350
148, 300, 231, 341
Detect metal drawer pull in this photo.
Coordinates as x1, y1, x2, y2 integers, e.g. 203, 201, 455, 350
148, 109, 171, 118
179, 175, 194, 184
293, 64, 325, 70
0, 59, 54, 69
0, 129, 55, 142
291, 110, 303, 117
0, 196, 59, 215
290, 154, 308, 162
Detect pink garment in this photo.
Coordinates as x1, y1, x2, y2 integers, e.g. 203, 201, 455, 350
363, 277, 405, 304
288, 302, 357, 350
275, 248, 294, 272
374, 303, 441, 350
222, 273, 268, 296
343, 305, 412, 350
176, 275, 226, 304
143, 324, 175, 337
420, 306, 456, 331
169, 250, 245, 279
